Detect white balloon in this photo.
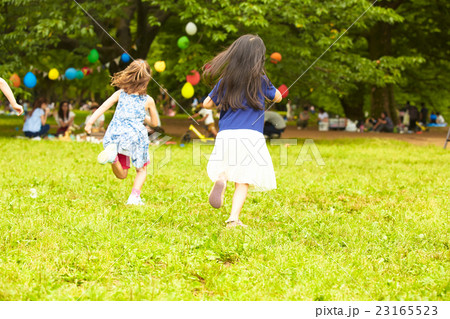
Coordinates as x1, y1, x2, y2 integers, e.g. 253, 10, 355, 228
185, 22, 197, 36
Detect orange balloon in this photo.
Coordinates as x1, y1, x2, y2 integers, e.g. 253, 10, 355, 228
9, 73, 21, 88
270, 52, 282, 64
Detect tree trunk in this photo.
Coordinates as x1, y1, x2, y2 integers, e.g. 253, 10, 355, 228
367, 0, 405, 124
135, 2, 171, 59
340, 83, 365, 121
368, 21, 398, 123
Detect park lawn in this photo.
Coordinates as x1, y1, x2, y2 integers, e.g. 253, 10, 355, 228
0, 137, 448, 300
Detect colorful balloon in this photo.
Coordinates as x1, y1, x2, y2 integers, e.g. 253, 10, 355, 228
186, 70, 200, 86
88, 49, 99, 63
23, 72, 37, 88
65, 68, 77, 80
185, 22, 197, 36
121, 53, 131, 63
154, 61, 166, 73
9, 73, 21, 88
270, 52, 282, 64
278, 84, 289, 98
181, 82, 194, 99
48, 68, 59, 80
76, 70, 84, 79
177, 36, 190, 50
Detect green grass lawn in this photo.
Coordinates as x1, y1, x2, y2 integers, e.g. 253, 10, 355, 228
0, 136, 448, 300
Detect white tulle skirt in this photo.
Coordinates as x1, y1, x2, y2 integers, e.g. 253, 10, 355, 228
207, 129, 276, 192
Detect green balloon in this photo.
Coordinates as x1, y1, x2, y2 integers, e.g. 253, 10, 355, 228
76, 70, 84, 79
88, 49, 99, 63
177, 36, 190, 50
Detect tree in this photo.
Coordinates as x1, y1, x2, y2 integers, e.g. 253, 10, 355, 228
1, 0, 448, 121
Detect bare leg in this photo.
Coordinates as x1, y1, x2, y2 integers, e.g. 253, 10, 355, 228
112, 160, 128, 179
211, 127, 218, 137
217, 172, 227, 182
227, 183, 249, 222
132, 166, 147, 191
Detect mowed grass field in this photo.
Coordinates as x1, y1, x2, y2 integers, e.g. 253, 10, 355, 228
0, 135, 449, 300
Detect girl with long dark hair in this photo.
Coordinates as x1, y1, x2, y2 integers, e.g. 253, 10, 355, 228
203, 34, 283, 227
55, 101, 75, 136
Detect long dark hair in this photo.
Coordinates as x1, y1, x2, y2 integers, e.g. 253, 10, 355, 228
203, 34, 269, 111
58, 101, 69, 121
30, 97, 47, 116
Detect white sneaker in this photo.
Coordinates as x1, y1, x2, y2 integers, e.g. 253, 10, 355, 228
97, 144, 117, 164
126, 194, 144, 205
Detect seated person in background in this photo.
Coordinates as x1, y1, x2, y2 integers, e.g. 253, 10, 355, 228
430, 112, 437, 124
85, 102, 105, 132
297, 106, 310, 130
192, 105, 218, 137
317, 107, 329, 124
436, 112, 446, 125
23, 98, 50, 138
373, 112, 394, 133
264, 111, 286, 138
55, 101, 75, 136
365, 117, 377, 131
80, 101, 90, 111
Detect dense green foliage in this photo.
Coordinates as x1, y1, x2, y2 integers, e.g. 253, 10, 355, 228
1, 0, 449, 117
0, 137, 448, 300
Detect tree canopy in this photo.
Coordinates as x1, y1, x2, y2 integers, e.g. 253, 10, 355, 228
1, 0, 449, 119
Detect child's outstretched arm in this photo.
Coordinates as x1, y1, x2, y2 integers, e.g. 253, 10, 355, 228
144, 96, 159, 127
85, 90, 121, 134
203, 97, 216, 109
0, 77, 23, 115
272, 89, 283, 103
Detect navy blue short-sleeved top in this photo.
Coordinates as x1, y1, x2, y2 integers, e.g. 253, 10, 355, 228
208, 77, 277, 133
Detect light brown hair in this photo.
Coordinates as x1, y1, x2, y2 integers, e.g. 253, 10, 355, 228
111, 59, 152, 95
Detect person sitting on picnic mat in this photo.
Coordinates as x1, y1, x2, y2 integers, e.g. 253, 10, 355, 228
85, 102, 105, 132
297, 106, 310, 130
373, 112, 394, 133
192, 105, 218, 137
264, 111, 286, 138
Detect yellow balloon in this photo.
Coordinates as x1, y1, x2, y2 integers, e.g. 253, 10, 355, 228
49, 68, 59, 80
181, 82, 194, 99
154, 61, 166, 73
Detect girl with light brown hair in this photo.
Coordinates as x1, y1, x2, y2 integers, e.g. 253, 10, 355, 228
85, 59, 159, 205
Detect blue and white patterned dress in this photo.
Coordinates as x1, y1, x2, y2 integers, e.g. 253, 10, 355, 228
103, 91, 150, 168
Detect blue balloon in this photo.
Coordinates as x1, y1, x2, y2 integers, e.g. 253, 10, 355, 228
23, 72, 37, 88
121, 53, 131, 63
65, 68, 77, 80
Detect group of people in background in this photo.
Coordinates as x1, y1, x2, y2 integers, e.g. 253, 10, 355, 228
0, 81, 106, 140
19, 100, 105, 139
2, 73, 448, 141
285, 99, 447, 134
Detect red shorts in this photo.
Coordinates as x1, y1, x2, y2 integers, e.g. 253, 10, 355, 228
116, 154, 149, 170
